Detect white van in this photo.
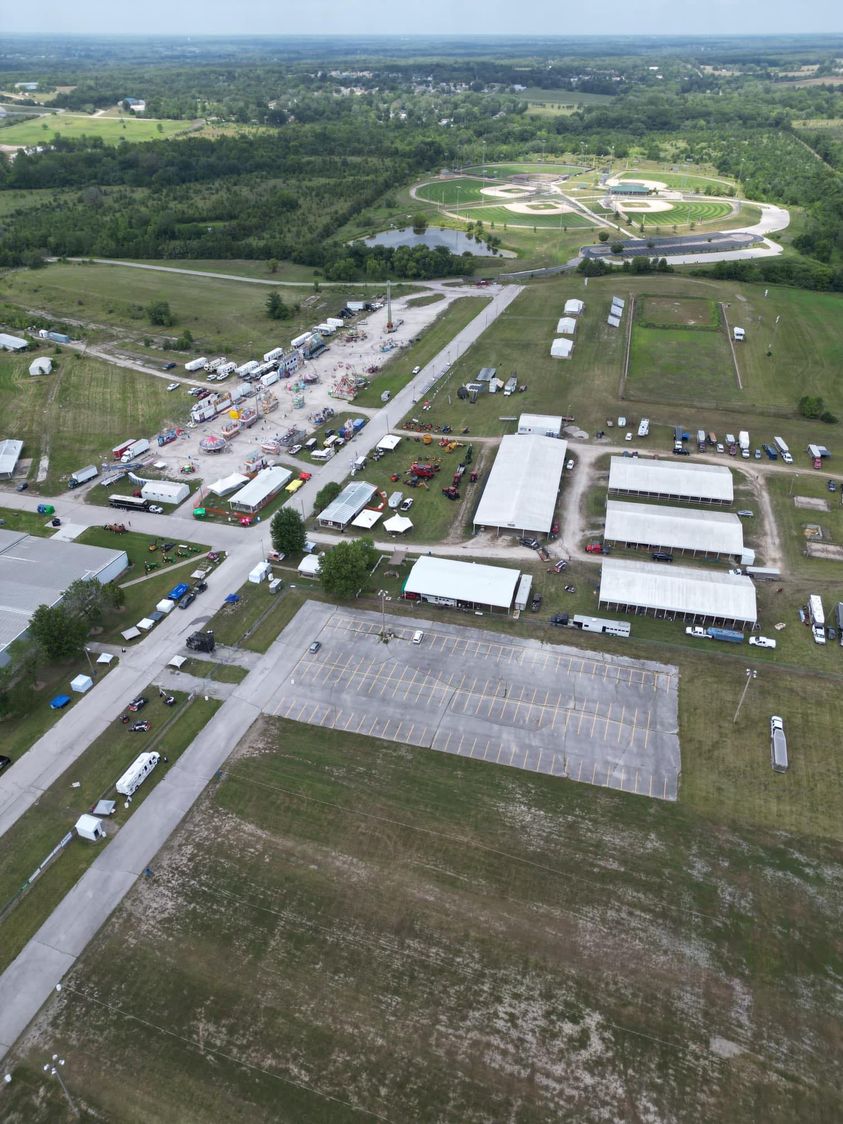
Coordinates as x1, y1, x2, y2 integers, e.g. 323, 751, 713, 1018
412, 630, 424, 644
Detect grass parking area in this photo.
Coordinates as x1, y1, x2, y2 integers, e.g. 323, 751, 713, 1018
5, 713, 841, 1122
353, 296, 490, 408
628, 324, 738, 404
0, 690, 221, 976
766, 471, 843, 579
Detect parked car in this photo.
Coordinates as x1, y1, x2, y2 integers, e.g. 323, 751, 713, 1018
194, 581, 208, 594
148, 505, 164, 514
309, 641, 321, 653
827, 480, 837, 492
625, 432, 633, 442
549, 614, 569, 627
652, 552, 673, 563
585, 543, 606, 554
749, 636, 777, 649
288, 444, 302, 455
163, 362, 177, 370
0, 754, 12, 775
178, 591, 196, 609
519, 537, 539, 549
672, 446, 690, 456
412, 365, 421, 375
828, 626, 838, 641
566, 459, 574, 470
728, 568, 743, 576
129, 720, 151, 732
754, 449, 762, 459
399, 497, 414, 512
15, 481, 27, 492
530, 594, 542, 612
166, 382, 180, 391
737, 509, 754, 518
127, 696, 147, 712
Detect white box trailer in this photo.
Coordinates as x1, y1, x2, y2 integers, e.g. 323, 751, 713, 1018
141, 480, 190, 505
235, 360, 260, 377
316, 322, 335, 335
260, 370, 280, 388
184, 357, 208, 372
809, 594, 826, 644
115, 751, 160, 796
68, 464, 99, 488
325, 318, 344, 329
217, 362, 237, 378
263, 346, 285, 363
291, 332, 312, 349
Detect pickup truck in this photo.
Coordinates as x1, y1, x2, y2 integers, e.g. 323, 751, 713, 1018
685, 626, 710, 639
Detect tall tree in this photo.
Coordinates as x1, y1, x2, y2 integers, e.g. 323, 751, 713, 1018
319, 539, 377, 600
28, 604, 89, 663
270, 507, 306, 555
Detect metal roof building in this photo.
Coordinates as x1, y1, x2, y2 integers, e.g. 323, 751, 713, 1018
318, 480, 377, 529
604, 501, 744, 558
403, 556, 521, 612
0, 440, 23, 480
228, 466, 292, 513
517, 414, 563, 438
608, 456, 733, 505
0, 333, 27, 351
0, 529, 128, 658
473, 435, 568, 536
599, 558, 757, 627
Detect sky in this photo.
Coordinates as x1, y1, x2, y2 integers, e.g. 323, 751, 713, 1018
5, 1, 842, 37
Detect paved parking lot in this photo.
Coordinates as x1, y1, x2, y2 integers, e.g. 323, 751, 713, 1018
264, 606, 681, 800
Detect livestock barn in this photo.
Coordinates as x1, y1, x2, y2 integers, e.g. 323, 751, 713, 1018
473, 435, 567, 537
607, 457, 733, 505
603, 501, 744, 559
599, 558, 757, 628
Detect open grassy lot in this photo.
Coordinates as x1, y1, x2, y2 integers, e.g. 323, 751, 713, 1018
5, 714, 842, 1123
0, 112, 197, 146
77, 526, 209, 569
203, 578, 301, 652
462, 161, 585, 177
413, 177, 492, 204
452, 203, 598, 228
0, 690, 221, 976
615, 168, 737, 192
766, 471, 843, 580
353, 295, 490, 408
0, 505, 55, 537
0, 260, 340, 360
181, 658, 248, 684
628, 320, 738, 405
638, 294, 720, 327
0, 352, 182, 492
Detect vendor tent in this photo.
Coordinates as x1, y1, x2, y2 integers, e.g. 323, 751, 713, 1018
120, 627, 141, 641
550, 338, 574, 359
168, 655, 187, 670
556, 317, 577, 335
70, 674, 93, 694
298, 554, 321, 576
351, 508, 382, 530
75, 814, 106, 842
96, 652, 115, 665
564, 299, 584, 316
155, 599, 175, 614
383, 514, 413, 534
136, 617, 155, 631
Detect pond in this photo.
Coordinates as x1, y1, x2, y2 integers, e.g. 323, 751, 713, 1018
359, 226, 502, 257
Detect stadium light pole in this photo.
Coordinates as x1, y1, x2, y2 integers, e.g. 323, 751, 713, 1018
733, 668, 757, 724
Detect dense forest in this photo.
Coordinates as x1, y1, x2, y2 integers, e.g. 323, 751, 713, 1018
2, 35, 843, 278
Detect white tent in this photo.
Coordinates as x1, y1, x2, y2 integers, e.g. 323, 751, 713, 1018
75, 814, 106, 842
249, 561, 272, 583
137, 617, 155, 631
564, 299, 584, 316
120, 627, 141, 641
70, 673, 93, 693
29, 357, 52, 376
351, 508, 382, 530
298, 554, 321, 576
209, 472, 248, 497
376, 434, 402, 452
168, 655, 187, 669
383, 514, 413, 534
556, 317, 578, 335
607, 315, 621, 328
155, 599, 176, 614
550, 338, 574, 359
96, 652, 115, 665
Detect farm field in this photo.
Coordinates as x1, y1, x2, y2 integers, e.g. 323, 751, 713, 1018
519, 88, 615, 106
0, 353, 181, 492
4, 714, 842, 1123
413, 177, 492, 204
451, 203, 598, 228
0, 112, 197, 146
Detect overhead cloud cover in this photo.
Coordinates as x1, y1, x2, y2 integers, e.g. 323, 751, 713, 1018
5, 0, 842, 36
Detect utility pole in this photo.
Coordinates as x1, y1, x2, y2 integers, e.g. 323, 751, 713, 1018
43, 1057, 78, 1118
733, 668, 757, 724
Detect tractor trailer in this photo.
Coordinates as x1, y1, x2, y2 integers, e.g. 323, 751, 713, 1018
68, 465, 98, 488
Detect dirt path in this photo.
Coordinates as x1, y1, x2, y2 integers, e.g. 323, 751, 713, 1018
744, 467, 784, 571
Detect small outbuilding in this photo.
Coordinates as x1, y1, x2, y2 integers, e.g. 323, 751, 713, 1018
75, 814, 107, 842
249, 561, 272, 583
298, 554, 322, 577
550, 338, 574, 360
70, 674, 94, 694
564, 299, 585, 316
141, 480, 190, 506
517, 414, 563, 438
29, 357, 52, 376
556, 317, 578, 335
733, 326, 746, 342
0, 333, 27, 352
0, 440, 23, 480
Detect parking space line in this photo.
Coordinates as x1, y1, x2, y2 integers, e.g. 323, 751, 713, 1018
590, 708, 600, 737
663, 776, 668, 800
344, 711, 356, 730
603, 703, 613, 741
483, 742, 491, 760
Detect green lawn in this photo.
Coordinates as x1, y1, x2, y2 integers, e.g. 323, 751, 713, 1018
462, 162, 585, 177
413, 178, 492, 204
0, 505, 56, 537
0, 112, 197, 146
5, 714, 842, 1122
0, 691, 221, 975
353, 296, 491, 408
766, 472, 843, 580
628, 323, 738, 404
203, 578, 300, 652
0, 352, 185, 493
181, 658, 248, 684
615, 168, 737, 192
622, 201, 733, 227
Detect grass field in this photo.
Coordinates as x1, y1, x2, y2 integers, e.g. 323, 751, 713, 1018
451, 203, 598, 228
628, 318, 738, 404
0, 690, 221, 976
638, 295, 720, 328
621, 201, 734, 227
615, 169, 737, 192
413, 177, 492, 204
766, 472, 843, 580
462, 162, 584, 178
0, 352, 180, 492
5, 713, 842, 1123
0, 112, 197, 146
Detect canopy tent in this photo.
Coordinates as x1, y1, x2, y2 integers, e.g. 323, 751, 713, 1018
96, 652, 115, 665
351, 508, 382, 530
120, 627, 141, 641
136, 617, 155, 631
383, 514, 413, 534
70, 674, 93, 693
556, 317, 577, 335
564, 299, 584, 316
168, 655, 187, 670
155, 599, 175, 614
298, 554, 321, 576
550, 338, 573, 359
376, 434, 402, 452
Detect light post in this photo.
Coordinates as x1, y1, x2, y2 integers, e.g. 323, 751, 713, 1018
83, 647, 96, 679
379, 590, 388, 643
733, 668, 757, 724
43, 1056, 78, 1118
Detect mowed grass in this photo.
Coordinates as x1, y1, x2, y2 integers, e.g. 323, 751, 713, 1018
616, 169, 737, 192
622, 201, 733, 227
452, 203, 597, 228
5, 714, 843, 1123
0, 112, 196, 146
413, 177, 491, 204
628, 322, 738, 404
0, 353, 180, 492
766, 471, 843, 580
462, 161, 584, 177
0, 691, 221, 976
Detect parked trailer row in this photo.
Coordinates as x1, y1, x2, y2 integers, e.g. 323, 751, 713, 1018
184, 357, 208, 373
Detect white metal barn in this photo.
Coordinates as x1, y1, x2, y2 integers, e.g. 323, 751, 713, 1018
550, 338, 574, 359
0, 440, 23, 480
517, 414, 563, 438
228, 466, 292, 513
599, 558, 757, 627
556, 317, 578, 335
607, 456, 733, 505
564, 299, 585, 316
318, 481, 378, 529
403, 556, 521, 613
603, 501, 744, 558
141, 480, 190, 505
0, 333, 27, 351
473, 435, 568, 536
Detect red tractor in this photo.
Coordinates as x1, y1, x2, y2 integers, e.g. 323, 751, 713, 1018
411, 463, 438, 478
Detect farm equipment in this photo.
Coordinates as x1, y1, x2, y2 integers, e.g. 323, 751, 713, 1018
442, 487, 460, 501
411, 463, 439, 478
162, 555, 173, 565
180, 464, 195, 474
537, 547, 550, 562
144, 562, 159, 573
469, 472, 478, 483
103, 523, 128, 534
452, 465, 466, 486
147, 541, 158, 553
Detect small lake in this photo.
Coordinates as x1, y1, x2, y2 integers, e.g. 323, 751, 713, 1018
360, 226, 501, 257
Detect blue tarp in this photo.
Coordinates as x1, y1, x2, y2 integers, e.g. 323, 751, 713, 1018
224, 593, 241, 604
50, 695, 71, 710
